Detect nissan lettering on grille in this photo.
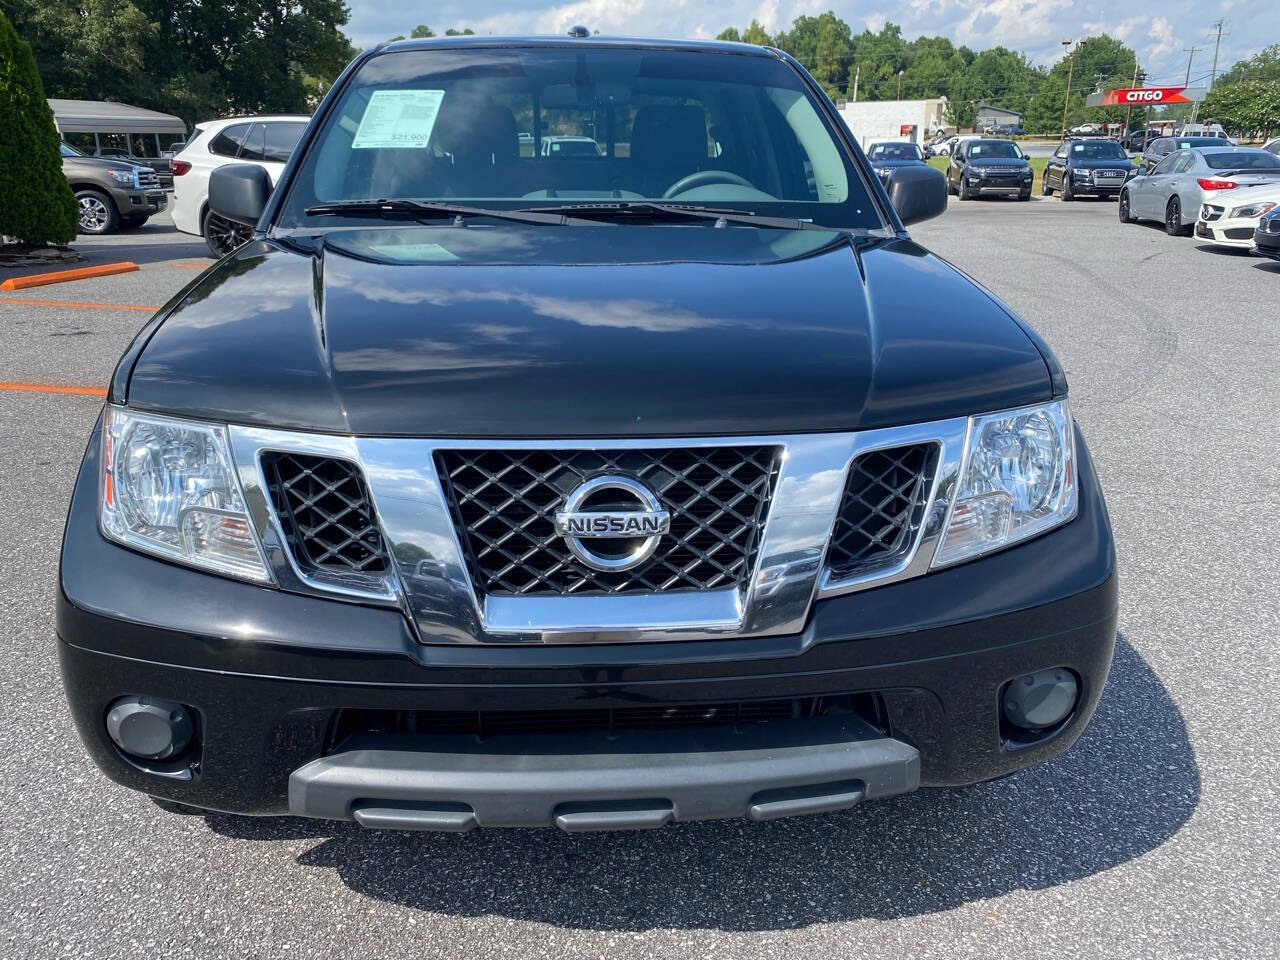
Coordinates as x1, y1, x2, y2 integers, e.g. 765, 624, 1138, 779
553, 475, 671, 572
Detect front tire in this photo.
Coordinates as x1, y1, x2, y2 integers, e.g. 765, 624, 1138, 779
1165, 197, 1186, 236
1041, 176, 1053, 196
203, 209, 252, 259
958, 179, 972, 201
1061, 178, 1074, 202
1118, 190, 1136, 223
1018, 190, 1031, 201
75, 189, 117, 235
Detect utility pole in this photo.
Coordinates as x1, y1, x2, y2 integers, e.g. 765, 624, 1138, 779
1124, 62, 1140, 136
1060, 38, 1077, 140
1181, 47, 1200, 132
1209, 20, 1226, 89
897, 70, 903, 99
851, 64, 859, 103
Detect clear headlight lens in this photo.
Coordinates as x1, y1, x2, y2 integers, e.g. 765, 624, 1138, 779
1230, 201, 1276, 220
107, 169, 135, 185
100, 406, 270, 582
933, 400, 1077, 567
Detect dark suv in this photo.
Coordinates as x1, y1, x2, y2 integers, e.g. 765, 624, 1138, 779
59, 35, 1116, 833
946, 138, 1034, 200
60, 142, 167, 234
1042, 138, 1136, 200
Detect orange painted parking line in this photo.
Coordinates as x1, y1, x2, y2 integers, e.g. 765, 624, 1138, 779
0, 382, 107, 397
171, 261, 210, 270
0, 297, 159, 312
0, 261, 139, 290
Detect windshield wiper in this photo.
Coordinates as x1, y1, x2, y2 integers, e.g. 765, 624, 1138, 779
303, 199, 588, 227
518, 201, 834, 231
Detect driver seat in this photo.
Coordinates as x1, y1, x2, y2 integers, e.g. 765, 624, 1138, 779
629, 105, 709, 197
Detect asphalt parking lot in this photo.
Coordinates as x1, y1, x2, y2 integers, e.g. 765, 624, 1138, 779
1, 198, 1276, 958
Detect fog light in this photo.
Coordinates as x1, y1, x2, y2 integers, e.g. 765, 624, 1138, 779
1002, 668, 1078, 731
106, 696, 194, 760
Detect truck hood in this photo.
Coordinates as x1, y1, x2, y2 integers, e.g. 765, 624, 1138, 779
63, 155, 140, 174
123, 225, 1053, 437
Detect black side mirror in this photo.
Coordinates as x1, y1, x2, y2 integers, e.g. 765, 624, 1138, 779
208, 164, 272, 227
886, 165, 948, 226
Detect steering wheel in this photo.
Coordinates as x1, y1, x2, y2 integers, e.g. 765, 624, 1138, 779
662, 170, 755, 199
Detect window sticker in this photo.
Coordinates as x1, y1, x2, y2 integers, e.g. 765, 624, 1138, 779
1073, 143, 1085, 152
352, 90, 446, 149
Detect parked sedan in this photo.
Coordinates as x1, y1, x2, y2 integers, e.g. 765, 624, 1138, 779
1196, 182, 1280, 250
866, 141, 927, 185
1140, 135, 1229, 173
946, 138, 1033, 201
1120, 147, 1280, 235
1042, 138, 1136, 200
1253, 207, 1280, 259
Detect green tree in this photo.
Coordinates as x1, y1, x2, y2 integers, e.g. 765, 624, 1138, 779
716, 27, 741, 42
1216, 45, 1280, 86
410, 25, 434, 38
1200, 78, 1280, 137
444, 28, 474, 36
741, 20, 770, 46
0, 10, 77, 245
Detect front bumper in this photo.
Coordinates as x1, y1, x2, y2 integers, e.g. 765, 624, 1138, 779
59, 422, 1117, 827
1197, 217, 1260, 248
966, 175, 1032, 195
1254, 227, 1280, 258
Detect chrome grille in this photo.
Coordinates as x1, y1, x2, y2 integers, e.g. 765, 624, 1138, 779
436, 446, 781, 595
136, 167, 160, 190
825, 443, 937, 581
264, 453, 388, 573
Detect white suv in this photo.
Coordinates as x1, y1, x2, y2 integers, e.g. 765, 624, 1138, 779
171, 115, 309, 257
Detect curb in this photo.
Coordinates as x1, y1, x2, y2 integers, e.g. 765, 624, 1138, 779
0, 261, 140, 291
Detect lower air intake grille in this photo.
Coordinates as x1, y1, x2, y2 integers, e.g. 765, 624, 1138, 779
329, 694, 885, 745
435, 446, 781, 596
825, 443, 938, 581
264, 453, 388, 573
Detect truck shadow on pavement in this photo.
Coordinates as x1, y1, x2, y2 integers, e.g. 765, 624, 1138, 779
206, 635, 1198, 929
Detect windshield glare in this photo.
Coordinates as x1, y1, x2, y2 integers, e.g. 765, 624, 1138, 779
1203, 150, 1280, 171
279, 46, 879, 229
967, 141, 1023, 160
869, 143, 922, 161
1071, 141, 1126, 160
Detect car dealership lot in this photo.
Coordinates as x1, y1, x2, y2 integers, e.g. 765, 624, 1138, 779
1, 201, 1276, 958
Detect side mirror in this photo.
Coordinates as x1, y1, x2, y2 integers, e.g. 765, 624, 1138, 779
886, 165, 947, 226
209, 164, 272, 227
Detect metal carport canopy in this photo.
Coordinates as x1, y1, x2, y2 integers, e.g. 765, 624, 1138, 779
48, 99, 186, 135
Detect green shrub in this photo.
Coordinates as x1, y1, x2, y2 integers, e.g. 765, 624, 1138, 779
0, 10, 78, 246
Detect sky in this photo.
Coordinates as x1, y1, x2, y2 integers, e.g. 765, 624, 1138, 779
344, 0, 1275, 90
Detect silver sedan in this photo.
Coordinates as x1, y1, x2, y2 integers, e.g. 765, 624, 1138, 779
1119, 147, 1280, 235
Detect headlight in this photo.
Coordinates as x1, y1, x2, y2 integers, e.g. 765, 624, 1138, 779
100, 406, 271, 582
933, 400, 1077, 567
1230, 201, 1276, 220
1072, 168, 1090, 178
107, 169, 136, 186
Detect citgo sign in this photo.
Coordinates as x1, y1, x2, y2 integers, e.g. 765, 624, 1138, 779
1099, 87, 1193, 107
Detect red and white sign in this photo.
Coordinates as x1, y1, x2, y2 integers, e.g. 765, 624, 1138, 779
1099, 87, 1192, 107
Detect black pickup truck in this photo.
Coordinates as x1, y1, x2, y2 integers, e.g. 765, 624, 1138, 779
59, 34, 1116, 833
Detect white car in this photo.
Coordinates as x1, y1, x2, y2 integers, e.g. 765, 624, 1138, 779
1196, 182, 1280, 250
540, 135, 603, 156
171, 115, 309, 257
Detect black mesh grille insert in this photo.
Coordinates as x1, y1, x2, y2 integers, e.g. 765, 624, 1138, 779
435, 447, 781, 596
264, 453, 388, 573
329, 694, 886, 745
825, 443, 937, 581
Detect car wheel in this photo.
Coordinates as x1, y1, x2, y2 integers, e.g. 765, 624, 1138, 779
75, 189, 117, 235
1118, 190, 1136, 224
1165, 196, 1185, 236
1018, 190, 1031, 201
1061, 178, 1074, 202
119, 214, 148, 230
958, 179, 972, 201
203, 209, 252, 259
1041, 176, 1053, 196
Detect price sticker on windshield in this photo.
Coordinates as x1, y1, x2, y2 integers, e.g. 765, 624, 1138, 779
352, 89, 446, 149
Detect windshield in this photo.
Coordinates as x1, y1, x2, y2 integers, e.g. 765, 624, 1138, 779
59, 142, 84, 157
1070, 141, 1126, 160
869, 143, 922, 161
278, 45, 879, 229
967, 141, 1023, 160
1203, 150, 1280, 171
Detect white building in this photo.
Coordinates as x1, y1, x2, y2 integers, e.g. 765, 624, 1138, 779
835, 98, 948, 147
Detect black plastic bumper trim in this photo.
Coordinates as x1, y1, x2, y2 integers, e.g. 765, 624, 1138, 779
289, 716, 919, 831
